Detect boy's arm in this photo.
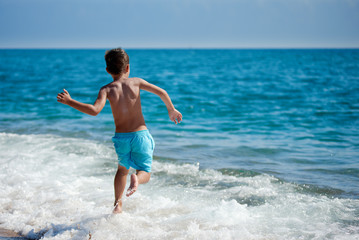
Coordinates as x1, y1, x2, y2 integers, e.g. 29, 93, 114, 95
139, 79, 182, 124
57, 88, 107, 116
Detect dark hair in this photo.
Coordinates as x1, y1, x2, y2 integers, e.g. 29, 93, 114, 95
104, 48, 129, 75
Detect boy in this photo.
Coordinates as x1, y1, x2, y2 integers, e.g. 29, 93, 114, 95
57, 48, 182, 213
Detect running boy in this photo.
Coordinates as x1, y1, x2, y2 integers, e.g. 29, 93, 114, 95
57, 48, 182, 213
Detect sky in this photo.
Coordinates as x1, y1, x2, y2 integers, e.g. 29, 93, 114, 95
0, 0, 358, 48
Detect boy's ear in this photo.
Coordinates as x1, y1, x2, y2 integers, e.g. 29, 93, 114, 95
126, 64, 130, 73
106, 67, 109, 74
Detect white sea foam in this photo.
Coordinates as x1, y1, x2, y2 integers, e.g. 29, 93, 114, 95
0, 133, 358, 239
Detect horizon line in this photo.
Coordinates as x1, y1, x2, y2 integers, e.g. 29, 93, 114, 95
1, 47, 359, 50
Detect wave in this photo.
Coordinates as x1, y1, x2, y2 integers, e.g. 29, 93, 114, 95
0, 133, 358, 239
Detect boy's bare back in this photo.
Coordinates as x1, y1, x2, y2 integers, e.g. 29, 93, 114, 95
103, 77, 146, 133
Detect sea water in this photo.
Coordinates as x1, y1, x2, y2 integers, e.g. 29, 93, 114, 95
0, 49, 358, 239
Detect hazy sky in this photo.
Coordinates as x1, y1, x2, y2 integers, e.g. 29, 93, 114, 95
1, 0, 358, 48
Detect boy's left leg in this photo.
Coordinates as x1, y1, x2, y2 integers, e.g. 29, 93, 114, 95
126, 170, 151, 197
113, 165, 129, 213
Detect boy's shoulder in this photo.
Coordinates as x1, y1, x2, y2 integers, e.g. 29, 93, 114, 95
129, 77, 144, 83
121, 77, 145, 86
100, 77, 144, 90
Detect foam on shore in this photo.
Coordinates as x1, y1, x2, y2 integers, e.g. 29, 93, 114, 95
1, 133, 358, 239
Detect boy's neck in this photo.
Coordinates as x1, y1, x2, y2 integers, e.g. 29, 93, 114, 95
112, 73, 129, 82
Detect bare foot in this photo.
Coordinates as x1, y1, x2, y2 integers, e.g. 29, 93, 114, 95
113, 199, 122, 214
126, 174, 138, 197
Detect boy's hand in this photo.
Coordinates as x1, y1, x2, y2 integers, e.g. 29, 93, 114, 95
57, 89, 72, 105
169, 109, 182, 124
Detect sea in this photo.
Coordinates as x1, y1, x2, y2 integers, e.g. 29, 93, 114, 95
0, 49, 358, 240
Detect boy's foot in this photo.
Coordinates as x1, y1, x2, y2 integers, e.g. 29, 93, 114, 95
113, 199, 122, 214
126, 174, 138, 197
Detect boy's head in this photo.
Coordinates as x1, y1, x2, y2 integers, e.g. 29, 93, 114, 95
104, 48, 129, 75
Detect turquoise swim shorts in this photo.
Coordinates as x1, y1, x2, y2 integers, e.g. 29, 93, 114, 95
112, 130, 155, 172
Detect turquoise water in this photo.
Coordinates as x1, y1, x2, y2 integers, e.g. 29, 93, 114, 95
1, 49, 358, 196
1, 49, 359, 239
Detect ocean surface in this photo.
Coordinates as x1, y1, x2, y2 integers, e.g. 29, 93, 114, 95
0, 49, 358, 239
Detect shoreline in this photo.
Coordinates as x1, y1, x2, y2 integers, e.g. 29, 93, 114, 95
0, 228, 25, 239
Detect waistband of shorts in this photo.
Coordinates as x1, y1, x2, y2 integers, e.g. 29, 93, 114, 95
113, 129, 150, 138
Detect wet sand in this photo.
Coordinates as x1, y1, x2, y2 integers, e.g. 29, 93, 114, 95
0, 228, 26, 239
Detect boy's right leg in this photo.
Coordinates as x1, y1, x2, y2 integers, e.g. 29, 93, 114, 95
113, 164, 129, 213
126, 170, 151, 197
